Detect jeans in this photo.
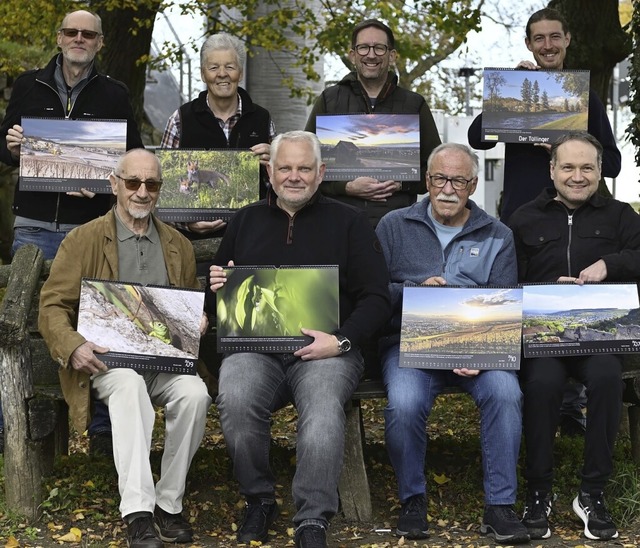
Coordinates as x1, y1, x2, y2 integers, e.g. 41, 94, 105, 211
12, 226, 70, 260
381, 344, 522, 505
520, 354, 623, 493
216, 351, 364, 528
5, 226, 112, 436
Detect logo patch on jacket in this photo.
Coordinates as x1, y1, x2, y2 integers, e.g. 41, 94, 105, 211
470, 247, 480, 257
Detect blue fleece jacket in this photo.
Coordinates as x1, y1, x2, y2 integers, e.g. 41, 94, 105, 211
375, 198, 517, 348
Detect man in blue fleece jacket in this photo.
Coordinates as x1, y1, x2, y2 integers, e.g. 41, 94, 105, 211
376, 143, 528, 544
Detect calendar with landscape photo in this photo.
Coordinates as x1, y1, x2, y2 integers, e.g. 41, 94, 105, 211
20, 117, 126, 193
522, 283, 640, 357
316, 113, 421, 181
399, 286, 523, 370
77, 279, 204, 374
480, 68, 590, 144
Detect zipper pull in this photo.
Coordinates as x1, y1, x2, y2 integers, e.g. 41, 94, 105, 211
567, 213, 573, 226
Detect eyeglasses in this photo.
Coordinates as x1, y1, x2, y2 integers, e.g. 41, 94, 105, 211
114, 174, 162, 192
428, 174, 475, 191
354, 43, 390, 56
59, 28, 101, 40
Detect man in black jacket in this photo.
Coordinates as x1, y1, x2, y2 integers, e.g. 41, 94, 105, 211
208, 131, 390, 548
0, 9, 143, 455
509, 132, 639, 542
304, 19, 441, 227
1, 9, 143, 256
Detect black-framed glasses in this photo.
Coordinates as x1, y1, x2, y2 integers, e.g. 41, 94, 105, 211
354, 43, 389, 56
59, 28, 101, 40
428, 174, 475, 191
114, 174, 162, 192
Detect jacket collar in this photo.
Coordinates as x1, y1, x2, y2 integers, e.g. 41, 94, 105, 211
339, 71, 398, 102
266, 186, 322, 214
38, 53, 100, 86
193, 86, 256, 115
535, 186, 608, 211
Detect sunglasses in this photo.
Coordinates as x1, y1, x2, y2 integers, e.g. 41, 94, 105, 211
59, 28, 101, 40
114, 174, 162, 192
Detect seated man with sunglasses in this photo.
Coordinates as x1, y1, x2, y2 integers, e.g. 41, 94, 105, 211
39, 149, 211, 548
0, 9, 143, 456
375, 143, 529, 544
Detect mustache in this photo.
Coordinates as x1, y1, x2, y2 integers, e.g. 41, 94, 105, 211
435, 194, 460, 204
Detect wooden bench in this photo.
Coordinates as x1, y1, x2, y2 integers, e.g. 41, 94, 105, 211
338, 367, 640, 522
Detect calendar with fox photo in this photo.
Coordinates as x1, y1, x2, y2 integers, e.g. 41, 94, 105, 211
480, 68, 590, 144
216, 266, 339, 353
522, 283, 640, 358
19, 117, 127, 193
154, 148, 260, 222
76, 278, 204, 374
315, 113, 421, 182
399, 286, 523, 370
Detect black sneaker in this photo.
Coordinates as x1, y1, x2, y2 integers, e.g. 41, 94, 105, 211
89, 431, 113, 458
481, 505, 530, 544
522, 491, 553, 539
572, 491, 619, 540
126, 515, 163, 548
294, 524, 327, 548
396, 493, 429, 539
237, 498, 279, 544
153, 505, 193, 543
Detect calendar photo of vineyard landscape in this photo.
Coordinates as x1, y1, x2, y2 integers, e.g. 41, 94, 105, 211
522, 283, 640, 358
316, 113, 421, 182
480, 68, 590, 144
399, 286, 523, 370
19, 117, 126, 193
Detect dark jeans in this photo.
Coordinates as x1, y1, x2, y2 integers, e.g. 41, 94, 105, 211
520, 354, 623, 493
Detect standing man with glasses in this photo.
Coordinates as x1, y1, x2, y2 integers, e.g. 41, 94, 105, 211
39, 149, 211, 548
305, 18, 441, 228
0, 9, 143, 456
375, 143, 528, 544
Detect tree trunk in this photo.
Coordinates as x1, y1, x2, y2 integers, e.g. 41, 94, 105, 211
548, 0, 631, 105
0, 244, 45, 519
244, 0, 324, 134
90, 1, 161, 134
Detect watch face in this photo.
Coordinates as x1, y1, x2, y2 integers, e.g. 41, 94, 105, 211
338, 337, 351, 352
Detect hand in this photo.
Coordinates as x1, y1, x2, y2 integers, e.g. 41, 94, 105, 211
533, 143, 552, 154
69, 341, 109, 375
453, 368, 480, 377
294, 328, 341, 360
516, 60, 538, 70
187, 220, 226, 234
251, 143, 271, 166
421, 276, 447, 286
6, 124, 24, 160
345, 177, 400, 201
209, 260, 234, 292
578, 259, 607, 283
199, 313, 209, 336
66, 188, 97, 199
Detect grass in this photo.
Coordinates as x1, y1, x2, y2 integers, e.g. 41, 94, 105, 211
0, 395, 639, 546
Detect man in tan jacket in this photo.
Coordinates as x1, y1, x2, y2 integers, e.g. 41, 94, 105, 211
39, 149, 211, 548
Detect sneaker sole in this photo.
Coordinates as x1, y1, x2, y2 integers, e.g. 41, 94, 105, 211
480, 524, 530, 544
571, 496, 619, 541
527, 526, 551, 540
396, 527, 429, 539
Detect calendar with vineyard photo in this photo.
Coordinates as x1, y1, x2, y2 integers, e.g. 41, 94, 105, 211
19, 117, 127, 193
399, 286, 523, 370
76, 278, 205, 374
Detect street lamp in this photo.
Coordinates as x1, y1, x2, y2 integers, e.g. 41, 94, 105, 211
458, 67, 477, 116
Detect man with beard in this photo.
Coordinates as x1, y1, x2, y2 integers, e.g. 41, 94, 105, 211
39, 149, 211, 548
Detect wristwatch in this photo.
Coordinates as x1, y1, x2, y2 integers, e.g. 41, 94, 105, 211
335, 333, 352, 354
